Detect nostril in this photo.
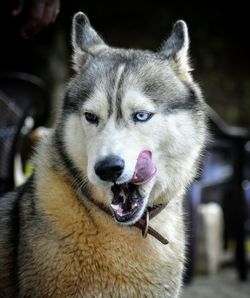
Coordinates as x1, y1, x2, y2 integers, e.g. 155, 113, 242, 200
95, 155, 125, 181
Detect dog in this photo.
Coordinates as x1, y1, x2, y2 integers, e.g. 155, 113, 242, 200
0, 12, 207, 297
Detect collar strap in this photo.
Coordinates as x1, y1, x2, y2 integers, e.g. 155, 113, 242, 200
135, 204, 169, 245
83, 194, 169, 245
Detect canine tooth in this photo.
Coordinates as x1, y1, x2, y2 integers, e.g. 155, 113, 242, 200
131, 203, 138, 209
111, 204, 120, 211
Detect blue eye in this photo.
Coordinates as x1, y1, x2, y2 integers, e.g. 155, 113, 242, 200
133, 111, 153, 122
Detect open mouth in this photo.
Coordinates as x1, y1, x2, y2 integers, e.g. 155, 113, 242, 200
110, 150, 157, 223
111, 183, 143, 222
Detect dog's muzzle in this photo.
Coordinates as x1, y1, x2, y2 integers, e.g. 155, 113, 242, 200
106, 150, 156, 224
90, 151, 168, 244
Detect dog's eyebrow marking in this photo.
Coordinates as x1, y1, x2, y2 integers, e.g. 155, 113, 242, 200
165, 88, 200, 112
112, 64, 125, 119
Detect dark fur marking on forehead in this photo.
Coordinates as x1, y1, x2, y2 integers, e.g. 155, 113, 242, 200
106, 91, 113, 118
62, 90, 78, 113
67, 51, 164, 120
143, 80, 168, 98
113, 56, 142, 121
164, 88, 201, 112
142, 76, 201, 112
106, 70, 120, 118
115, 67, 127, 121
62, 80, 95, 116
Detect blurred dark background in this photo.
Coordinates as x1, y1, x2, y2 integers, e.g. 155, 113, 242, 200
1, 0, 250, 126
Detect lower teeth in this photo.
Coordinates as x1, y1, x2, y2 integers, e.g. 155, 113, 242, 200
111, 183, 141, 218
111, 203, 120, 211
131, 203, 138, 209
111, 201, 138, 216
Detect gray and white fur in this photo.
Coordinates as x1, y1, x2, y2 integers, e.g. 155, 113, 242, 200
0, 12, 207, 297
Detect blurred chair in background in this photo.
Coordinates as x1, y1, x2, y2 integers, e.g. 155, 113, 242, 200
185, 106, 249, 282
0, 72, 50, 195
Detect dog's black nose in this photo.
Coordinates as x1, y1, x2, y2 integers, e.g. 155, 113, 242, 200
95, 155, 125, 182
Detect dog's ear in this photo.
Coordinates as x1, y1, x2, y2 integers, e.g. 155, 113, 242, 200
161, 20, 192, 81
72, 12, 107, 71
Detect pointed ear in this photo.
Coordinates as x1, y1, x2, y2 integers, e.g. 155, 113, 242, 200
161, 20, 192, 80
72, 12, 107, 71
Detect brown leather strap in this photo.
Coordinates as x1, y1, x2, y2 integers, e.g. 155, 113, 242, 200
134, 204, 169, 245
83, 191, 169, 245
148, 204, 168, 220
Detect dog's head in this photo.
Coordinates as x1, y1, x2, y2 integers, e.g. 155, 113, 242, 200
57, 12, 206, 225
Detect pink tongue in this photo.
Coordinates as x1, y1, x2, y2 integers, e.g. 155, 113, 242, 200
132, 150, 157, 185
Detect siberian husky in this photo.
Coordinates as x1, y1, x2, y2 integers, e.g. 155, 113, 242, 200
0, 12, 207, 297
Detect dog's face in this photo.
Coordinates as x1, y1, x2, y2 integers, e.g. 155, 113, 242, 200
59, 13, 206, 225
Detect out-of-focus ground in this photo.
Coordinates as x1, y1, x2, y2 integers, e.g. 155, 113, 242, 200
181, 269, 250, 298
182, 243, 250, 298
